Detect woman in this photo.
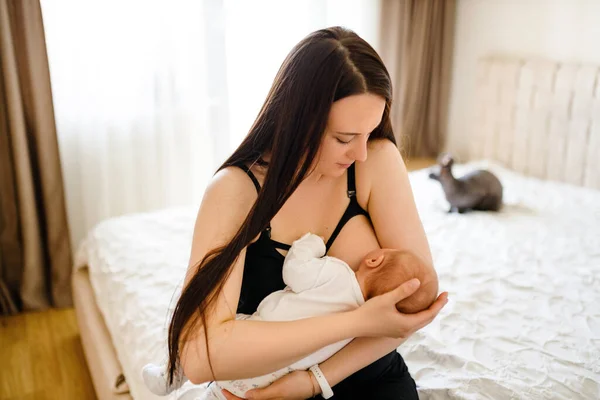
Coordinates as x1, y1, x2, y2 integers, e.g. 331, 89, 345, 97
167, 26, 448, 399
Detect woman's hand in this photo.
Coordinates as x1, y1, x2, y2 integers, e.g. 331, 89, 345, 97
220, 370, 316, 400
354, 278, 448, 339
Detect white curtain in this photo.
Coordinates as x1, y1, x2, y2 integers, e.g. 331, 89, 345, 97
41, 0, 380, 253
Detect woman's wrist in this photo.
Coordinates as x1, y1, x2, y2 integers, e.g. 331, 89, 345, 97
308, 369, 321, 395
316, 359, 339, 389
309, 365, 334, 398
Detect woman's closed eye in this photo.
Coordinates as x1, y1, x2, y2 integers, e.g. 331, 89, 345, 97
336, 137, 352, 145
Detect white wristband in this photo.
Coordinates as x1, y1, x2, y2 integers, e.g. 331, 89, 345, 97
309, 364, 333, 399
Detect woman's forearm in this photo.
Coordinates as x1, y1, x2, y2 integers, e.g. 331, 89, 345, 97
183, 311, 360, 384
318, 336, 405, 387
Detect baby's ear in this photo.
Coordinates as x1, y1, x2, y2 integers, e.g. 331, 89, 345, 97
366, 254, 385, 268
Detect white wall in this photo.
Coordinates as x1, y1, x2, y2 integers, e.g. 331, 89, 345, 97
446, 0, 600, 160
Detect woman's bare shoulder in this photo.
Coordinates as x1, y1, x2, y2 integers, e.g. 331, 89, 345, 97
355, 139, 403, 206
192, 166, 259, 245
202, 167, 258, 215
366, 139, 403, 165
204, 166, 259, 207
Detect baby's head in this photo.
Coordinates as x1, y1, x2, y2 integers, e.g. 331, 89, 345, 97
355, 249, 438, 314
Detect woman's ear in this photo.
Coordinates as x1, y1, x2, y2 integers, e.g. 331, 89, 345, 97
365, 254, 385, 268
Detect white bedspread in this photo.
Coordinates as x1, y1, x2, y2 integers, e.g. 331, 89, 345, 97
75, 206, 202, 400
75, 161, 600, 400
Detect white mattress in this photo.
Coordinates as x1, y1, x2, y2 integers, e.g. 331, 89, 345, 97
75, 160, 600, 400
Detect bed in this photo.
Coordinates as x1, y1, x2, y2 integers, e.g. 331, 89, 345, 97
72, 56, 600, 400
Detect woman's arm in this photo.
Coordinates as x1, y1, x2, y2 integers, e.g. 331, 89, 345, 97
239, 283, 448, 400
321, 336, 404, 386
365, 140, 438, 293
319, 291, 447, 389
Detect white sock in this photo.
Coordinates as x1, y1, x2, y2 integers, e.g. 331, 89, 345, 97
142, 363, 188, 395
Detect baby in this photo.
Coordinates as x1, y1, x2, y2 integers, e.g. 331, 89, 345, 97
143, 233, 436, 399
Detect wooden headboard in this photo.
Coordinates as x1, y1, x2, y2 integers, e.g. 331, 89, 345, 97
468, 57, 600, 190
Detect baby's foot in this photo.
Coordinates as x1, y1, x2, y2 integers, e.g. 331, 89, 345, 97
142, 363, 188, 395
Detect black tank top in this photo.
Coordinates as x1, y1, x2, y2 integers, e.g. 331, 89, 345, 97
235, 163, 369, 314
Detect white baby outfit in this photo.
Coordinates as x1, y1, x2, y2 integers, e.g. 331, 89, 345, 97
143, 233, 364, 399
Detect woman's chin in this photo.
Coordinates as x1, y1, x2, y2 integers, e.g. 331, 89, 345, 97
311, 163, 348, 178
328, 167, 347, 178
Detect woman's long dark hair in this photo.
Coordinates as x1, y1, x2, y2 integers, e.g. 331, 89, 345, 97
167, 26, 397, 383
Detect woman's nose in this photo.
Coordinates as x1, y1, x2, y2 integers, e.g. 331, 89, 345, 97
350, 138, 368, 162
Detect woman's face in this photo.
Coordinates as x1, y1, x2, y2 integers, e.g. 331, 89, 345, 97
314, 93, 386, 177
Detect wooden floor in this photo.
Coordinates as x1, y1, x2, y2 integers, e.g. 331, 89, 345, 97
0, 157, 436, 400
0, 308, 97, 400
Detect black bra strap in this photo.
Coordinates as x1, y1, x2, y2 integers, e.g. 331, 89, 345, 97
347, 163, 356, 198
235, 164, 261, 193
266, 227, 292, 251
236, 164, 286, 246
326, 163, 363, 250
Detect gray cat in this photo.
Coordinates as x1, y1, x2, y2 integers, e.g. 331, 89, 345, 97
428, 154, 503, 213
